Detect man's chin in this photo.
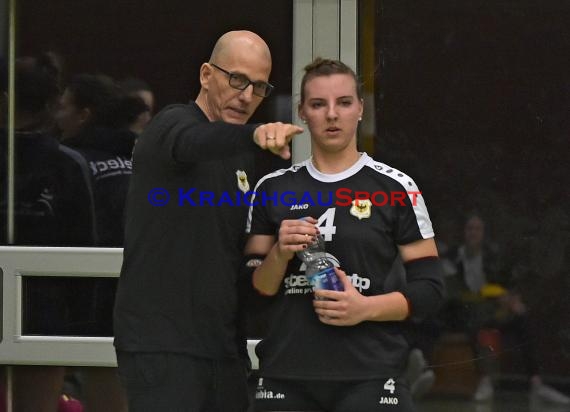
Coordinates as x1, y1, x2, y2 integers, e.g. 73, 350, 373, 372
223, 111, 250, 125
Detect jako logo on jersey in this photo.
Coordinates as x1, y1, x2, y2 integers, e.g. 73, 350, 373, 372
379, 396, 399, 405
290, 203, 309, 210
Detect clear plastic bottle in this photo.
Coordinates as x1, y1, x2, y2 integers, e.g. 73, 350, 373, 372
296, 234, 344, 294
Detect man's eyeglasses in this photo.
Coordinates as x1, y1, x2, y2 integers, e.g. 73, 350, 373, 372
210, 63, 274, 98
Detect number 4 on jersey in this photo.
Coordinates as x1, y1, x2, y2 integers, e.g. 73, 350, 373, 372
316, 208, 336, 241
384, 378, 396, 394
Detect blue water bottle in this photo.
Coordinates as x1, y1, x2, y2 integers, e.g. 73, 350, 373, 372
296, 234, 344, 295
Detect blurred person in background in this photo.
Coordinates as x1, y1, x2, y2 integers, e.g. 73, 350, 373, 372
56, 73, 148, 411
442, 213, 570, 405
57, 73, 139, 247
1, 53, 95, 412
120, 77, 155, 135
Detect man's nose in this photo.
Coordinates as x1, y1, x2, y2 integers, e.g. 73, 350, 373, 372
238, 84, 254, 103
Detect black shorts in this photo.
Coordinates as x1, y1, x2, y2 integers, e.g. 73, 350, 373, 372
116, 351, 249, 412
254, 376, 415, 412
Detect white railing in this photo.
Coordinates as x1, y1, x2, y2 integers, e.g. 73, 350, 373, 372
0, 246, 259, 368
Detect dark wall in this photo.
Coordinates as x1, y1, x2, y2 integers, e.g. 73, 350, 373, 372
372, 0, 570, 375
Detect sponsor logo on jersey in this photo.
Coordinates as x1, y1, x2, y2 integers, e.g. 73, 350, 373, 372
290, 203, 309, 210
284, 270, 371, 294
255, 378, 286, 400
283, 274, 313, 295
89, 156, 132, 177
284, 274, 311, 288
255, 389, 286, 400
347, 273, 371, 292
236, 170, 250, 193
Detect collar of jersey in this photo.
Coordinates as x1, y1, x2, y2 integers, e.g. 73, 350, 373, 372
305, 152, 370, 182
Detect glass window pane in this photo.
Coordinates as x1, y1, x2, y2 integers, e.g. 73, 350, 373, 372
22, 276, 117, 337
2, 0, 293, 248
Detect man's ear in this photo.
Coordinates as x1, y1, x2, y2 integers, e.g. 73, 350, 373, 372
199, 63, 213, 90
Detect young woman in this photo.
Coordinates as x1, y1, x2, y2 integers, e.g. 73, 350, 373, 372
245, 58, 445, 412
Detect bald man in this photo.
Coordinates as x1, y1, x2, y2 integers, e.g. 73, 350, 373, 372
113, 30, 302, 411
